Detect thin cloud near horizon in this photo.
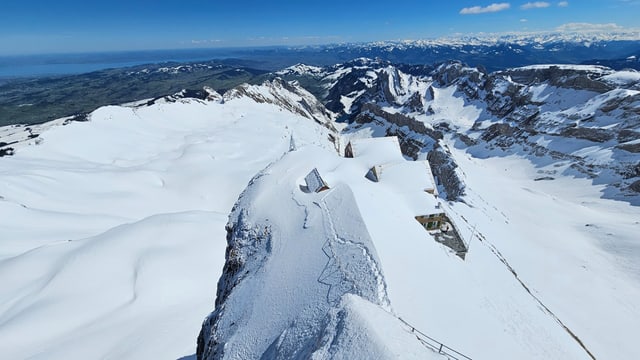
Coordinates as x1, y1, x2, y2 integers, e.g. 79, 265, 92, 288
462, 1, 569, 15
460, 3, 511, 15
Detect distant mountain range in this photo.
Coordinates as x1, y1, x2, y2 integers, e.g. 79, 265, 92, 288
1, 31, 639, 126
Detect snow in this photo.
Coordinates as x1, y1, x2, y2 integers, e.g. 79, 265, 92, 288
0, 95, 333, 359
345, 136, 404, 167
202, 128, 639, 359
512, 64, 613, 74
599, 70, 640, 86
2, 64, 640, 360
377, 160, 437, 195
419, 85, 485, 131
445, 144, 640, 359
340, 92, 360, 114
275, 63, 325, 77
310, 294, 445, 360
199, 147, 445, 358
373, 160, 440, 215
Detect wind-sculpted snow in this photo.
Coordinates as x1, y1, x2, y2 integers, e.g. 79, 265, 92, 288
196, 148, 440, 359
0, 85, 335, 359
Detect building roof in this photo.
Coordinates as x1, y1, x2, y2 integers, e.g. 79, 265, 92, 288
347, 136, 404, 167
304, 168, 329, 193
372, 160, 440, 216
376, 160, 438, 196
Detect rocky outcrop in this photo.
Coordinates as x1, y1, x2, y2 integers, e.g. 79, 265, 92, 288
197, 206, 273, 360
481, 123, 517, 142
224, 78, 336, 127
428, 145, 465, 201
503, 65, 613, 93
360, 103, 442, 141
560, 127, 615, 143
287, 59, 640, 204
432, 61, 479, 87
619, 142, 640, 153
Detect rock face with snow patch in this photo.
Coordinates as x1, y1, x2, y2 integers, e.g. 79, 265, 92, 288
224, 78, 336, 128
301, 59, 640, 203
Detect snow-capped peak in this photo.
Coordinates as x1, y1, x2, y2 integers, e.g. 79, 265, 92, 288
223, 78, 337, 126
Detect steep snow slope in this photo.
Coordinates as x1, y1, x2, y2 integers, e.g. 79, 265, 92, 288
197, 147, 447, 359
445, 145, 640, 360
0, 87, 334, 359
198, 140, 630, 359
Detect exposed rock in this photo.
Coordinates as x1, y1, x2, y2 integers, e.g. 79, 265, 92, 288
61, 113, 90, 125
406, 92, 424, 113
432, 61, 478, 87
560, 127, 615, 143
361, 103, 442, 140
618, 142, 640, 153
197, 206, 273, 360
0, 147, 14, 157
481, 123, 516, 142
503, 65, 613, 93
427, 145, 465, 201
457, 134, 478, 147
224, 78, 335, 127
324, 68, 373, 114
618, 129, 640, 143
378, 67, 403, 106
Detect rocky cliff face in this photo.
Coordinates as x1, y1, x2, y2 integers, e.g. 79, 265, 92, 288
224, 78, 336, 128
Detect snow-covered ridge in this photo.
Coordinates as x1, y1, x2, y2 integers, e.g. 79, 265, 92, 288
0, 78, 339, 359
196, 146, 439, 359
275, 63, 326, 77
0, 79, 332, 158
125, 63, 227, 76
197, 143, 467, 359
224, 78, 337, 126
197, 132, 640, 359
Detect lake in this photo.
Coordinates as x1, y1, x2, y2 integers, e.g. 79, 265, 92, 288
0, 48, 278, 79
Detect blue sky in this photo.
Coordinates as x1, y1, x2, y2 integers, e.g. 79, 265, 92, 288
1, 0, 638, 55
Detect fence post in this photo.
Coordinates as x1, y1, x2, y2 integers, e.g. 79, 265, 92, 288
438, 344, 443, 353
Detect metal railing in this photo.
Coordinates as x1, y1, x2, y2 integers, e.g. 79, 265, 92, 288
397, 317, 472, 360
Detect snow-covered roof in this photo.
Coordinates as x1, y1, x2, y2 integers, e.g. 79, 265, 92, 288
304, 168, 329, 193
347, 136, 404, 166
377, 160, 438, 196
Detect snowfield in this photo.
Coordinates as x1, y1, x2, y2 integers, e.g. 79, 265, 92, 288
0, 77, 639, 360
0, 96, 333, 359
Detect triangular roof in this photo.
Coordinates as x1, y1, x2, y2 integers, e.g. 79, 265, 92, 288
304, 168, 329, 193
